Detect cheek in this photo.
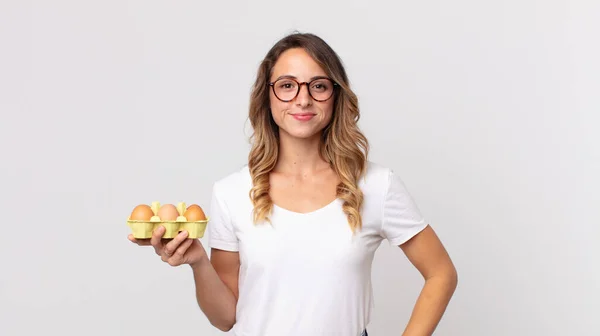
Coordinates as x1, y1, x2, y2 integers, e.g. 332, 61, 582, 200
320, 103, 334, 121
269, 99, 289, 123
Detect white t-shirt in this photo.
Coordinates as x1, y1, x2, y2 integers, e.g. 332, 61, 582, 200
207, 161, 429, 336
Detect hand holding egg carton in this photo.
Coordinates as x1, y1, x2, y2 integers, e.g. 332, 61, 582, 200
127, 201, 209, 239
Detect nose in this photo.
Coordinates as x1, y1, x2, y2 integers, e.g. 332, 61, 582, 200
295, 83, 312, 107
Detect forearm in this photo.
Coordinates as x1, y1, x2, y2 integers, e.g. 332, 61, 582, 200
190, 256, 237, 331
402, 271, 458, 336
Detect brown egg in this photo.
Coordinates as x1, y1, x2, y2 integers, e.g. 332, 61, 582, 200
184, 204, 206, 221
157, 204, 179, 221
130, 204, 154, 221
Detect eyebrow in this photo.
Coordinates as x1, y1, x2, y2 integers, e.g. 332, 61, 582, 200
273, 74, 330, 82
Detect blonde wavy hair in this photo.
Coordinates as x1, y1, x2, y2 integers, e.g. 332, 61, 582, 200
247, 32, 369, 232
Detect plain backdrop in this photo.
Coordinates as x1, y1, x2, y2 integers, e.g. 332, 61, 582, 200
1, 1, 598, 335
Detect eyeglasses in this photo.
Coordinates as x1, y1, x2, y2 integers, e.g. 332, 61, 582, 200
268, 77, 338, 102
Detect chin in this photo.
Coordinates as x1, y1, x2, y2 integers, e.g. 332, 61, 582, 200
280, 126, 324, 140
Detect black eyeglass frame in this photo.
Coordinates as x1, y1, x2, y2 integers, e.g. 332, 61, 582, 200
268, 77, 339, 102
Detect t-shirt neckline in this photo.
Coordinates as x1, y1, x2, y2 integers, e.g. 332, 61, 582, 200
272, 198, 341, 217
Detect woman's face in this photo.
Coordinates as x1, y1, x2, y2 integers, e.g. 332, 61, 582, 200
269, 48, 335, 140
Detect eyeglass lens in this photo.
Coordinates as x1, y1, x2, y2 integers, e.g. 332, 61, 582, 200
272, 78, 334, 102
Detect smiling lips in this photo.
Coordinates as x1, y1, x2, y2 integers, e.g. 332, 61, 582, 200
291, 113, 316, 121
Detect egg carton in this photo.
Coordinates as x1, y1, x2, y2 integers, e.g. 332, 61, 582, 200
127, 201, 209, 239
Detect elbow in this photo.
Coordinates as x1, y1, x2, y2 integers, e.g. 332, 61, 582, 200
211, 317, 236, 332
444, 265, 459, 293
429, 264, 458, 292
443, 262, 458, 284
215, 324, 233, 332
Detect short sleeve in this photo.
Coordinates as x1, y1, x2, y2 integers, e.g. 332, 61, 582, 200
380, 169, 429, 246
207, 182, 239, 252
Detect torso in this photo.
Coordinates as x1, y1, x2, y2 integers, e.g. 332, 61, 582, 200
207, 162, 429, 336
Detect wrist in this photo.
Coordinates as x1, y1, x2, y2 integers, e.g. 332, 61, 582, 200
189, 254, 210, 271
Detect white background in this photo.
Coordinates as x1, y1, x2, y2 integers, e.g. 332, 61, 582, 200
1, 1, 598, 335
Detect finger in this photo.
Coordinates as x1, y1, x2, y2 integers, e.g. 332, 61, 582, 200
173, 235, 194, 258
150, 226, 166, 249
128, 234, 151, 246
163, 230, 189, 257
167, 238, 194, 266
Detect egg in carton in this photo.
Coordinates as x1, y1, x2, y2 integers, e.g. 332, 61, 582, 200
127, 201, 209, 239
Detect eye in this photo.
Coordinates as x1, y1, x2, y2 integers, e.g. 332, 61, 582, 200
311, 80, 330, 92
277, 80, 297, 91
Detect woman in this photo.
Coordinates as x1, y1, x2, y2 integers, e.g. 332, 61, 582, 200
129, 32, 457, 336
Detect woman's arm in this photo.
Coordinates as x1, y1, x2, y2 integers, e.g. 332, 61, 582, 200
190, 248, 240, 332
399, 225, 458, 336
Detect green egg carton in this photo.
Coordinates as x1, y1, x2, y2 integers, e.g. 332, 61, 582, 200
127, 201, 209, 239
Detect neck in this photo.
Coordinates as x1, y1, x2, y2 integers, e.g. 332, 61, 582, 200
274, 132, 329, 176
